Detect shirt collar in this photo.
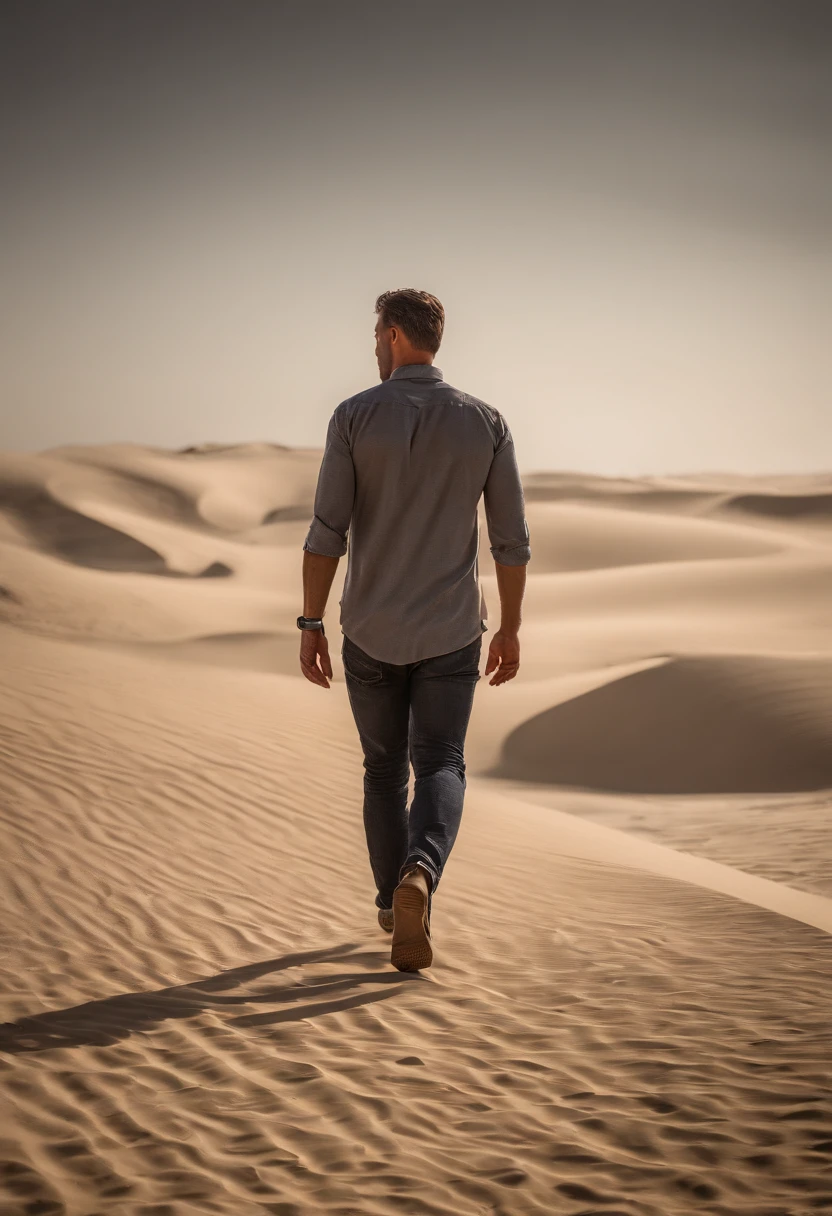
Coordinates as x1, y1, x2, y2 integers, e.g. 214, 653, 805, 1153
389, 364, 444, 382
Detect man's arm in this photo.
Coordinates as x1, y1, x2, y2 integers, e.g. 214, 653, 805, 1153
302, 406, 355, 563
302, 551, 340, 620
482, 419, 531, 685
494, 561, 527, 634
483, 419, 531, 575
300, 407, 355, 687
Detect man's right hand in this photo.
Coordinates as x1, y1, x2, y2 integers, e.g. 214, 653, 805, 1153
484, 628, 520, 686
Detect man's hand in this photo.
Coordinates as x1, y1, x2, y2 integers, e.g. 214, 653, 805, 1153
484, 628, 520, 686
300, 628, 333, 688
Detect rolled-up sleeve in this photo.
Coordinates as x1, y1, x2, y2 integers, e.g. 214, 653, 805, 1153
483, 420, 531, 566
303, 406, 355, 558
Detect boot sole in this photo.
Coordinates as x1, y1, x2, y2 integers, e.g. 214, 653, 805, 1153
391, 882, 432, 972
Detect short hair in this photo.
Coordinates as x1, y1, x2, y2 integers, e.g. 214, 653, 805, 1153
375, 288, 445, 355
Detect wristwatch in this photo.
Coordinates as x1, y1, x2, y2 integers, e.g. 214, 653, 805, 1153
297, 615, 325, 635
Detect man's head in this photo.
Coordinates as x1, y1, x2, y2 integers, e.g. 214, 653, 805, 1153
374, 288, 445, 381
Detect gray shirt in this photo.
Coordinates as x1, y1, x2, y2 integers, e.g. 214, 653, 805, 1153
303, 363, 531, 664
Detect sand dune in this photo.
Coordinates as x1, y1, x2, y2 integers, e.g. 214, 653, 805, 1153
523, 470, 832, 537
1, 481, 230, 575
490, 653, 832, 793
524, 500, 781, 572
40, 441, 319, 532
0, 447, 313, 646
0, 443, 830, 1214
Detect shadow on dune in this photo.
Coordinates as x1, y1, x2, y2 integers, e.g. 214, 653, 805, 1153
0, 488, 232, 576
0, 943, 417, 1055
178, 442, 291, 455
521, 479, 832, 527
721, 492, 832, 522
488, 655, 832, 795
261, 504, 315, 524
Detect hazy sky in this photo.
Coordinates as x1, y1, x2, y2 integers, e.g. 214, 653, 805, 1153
2, 1, 829, 474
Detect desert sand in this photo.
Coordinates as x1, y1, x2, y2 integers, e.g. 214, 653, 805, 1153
0, 440, 830, 1215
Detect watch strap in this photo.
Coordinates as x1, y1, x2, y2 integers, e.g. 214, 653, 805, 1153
297, 615, 325, 634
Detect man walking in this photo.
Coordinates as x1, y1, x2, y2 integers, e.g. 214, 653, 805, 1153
299, 289, 531, 972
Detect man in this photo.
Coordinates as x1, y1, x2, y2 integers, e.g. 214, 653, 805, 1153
299, 288, 531, 972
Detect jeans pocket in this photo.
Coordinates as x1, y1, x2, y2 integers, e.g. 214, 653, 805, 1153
342, 636, 383, 686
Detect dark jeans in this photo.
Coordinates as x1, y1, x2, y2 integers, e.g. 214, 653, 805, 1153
341, 631, 483, 919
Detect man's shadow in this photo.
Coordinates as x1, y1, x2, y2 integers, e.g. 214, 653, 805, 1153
0, 942, 420, 1055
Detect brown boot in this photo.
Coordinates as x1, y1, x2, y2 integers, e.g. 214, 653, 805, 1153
391, 864, 433, 972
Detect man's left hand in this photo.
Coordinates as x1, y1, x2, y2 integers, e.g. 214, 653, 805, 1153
300, 628, 333, 688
